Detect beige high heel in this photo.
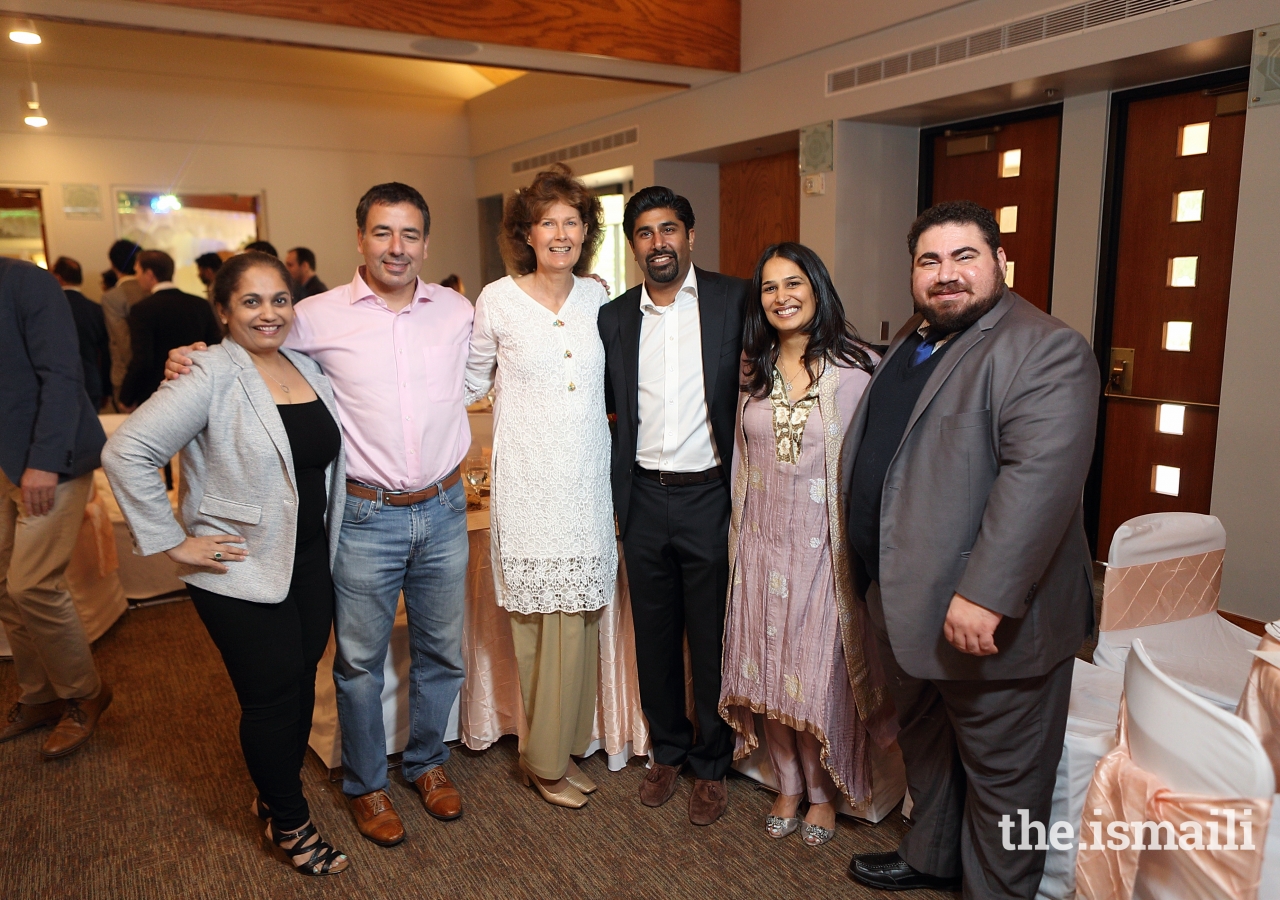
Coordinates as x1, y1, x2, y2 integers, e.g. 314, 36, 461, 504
565, 759, 598, 794
519, 760, 588, 808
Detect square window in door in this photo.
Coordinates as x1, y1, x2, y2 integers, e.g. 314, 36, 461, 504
1151, 465, 1181, 496
1172, 190, 1204, 222
1003, 260, 1015, 289
1156, 403, 1186, 435
1167, 256, 1198, 287
1162, 321, 1192, 352
998, 149, 1021, 178
997, 206, 1018, 233
1177, 122, 1210, 156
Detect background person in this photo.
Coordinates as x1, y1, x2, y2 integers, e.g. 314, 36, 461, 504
244, 240, 279, 257
0, 257, 112, 760
195, 252, 223, 301
464, 164, 614, 809
598, 187, 748, 826
119, 250, 222, 409
100, 238, 145, 408
439, 273, 464, 296
102, 252, 349, 877
53, 256, 112, 412
285, 247, 327, 301
842, 201, 1099, 897
719, 242, 891, 848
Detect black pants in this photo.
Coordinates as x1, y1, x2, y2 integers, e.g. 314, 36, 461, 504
622, 476, 734, 781
866, 583, 1073, 899
189, 549, 333, 831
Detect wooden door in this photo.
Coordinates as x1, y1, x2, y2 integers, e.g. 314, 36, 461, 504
1093, 85, 1247, 557
927, 109, 1062, 311
719, 149, 799, 279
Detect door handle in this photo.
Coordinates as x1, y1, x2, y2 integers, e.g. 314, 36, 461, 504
1108, 348, 1134, 395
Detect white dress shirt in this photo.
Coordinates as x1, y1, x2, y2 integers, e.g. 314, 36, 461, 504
635, 266, 720, 471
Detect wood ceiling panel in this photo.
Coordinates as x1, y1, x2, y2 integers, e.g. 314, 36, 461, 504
133, 0, 741, 71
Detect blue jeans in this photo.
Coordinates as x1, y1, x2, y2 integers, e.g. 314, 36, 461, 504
332, 479, 468, 797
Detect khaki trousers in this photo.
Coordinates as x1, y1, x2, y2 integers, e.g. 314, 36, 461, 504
0, 469, 101, 704
510, 609, 600, 781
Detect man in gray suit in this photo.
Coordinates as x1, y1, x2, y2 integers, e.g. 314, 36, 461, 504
843, 201, 1098, 897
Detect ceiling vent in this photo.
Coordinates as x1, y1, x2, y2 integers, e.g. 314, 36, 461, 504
826, 0, 1204, 95
511, 127, 639, 175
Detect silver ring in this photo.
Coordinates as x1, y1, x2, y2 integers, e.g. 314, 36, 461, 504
213, 551, 223, 560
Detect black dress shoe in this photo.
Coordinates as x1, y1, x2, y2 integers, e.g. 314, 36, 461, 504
848, 851, 962, 892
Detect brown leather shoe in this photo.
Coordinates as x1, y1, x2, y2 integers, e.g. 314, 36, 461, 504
639, 762, 681, 808
688, 778, 727, 826
40, 683, 112, 759
0, 700, 65, 742
349, 789, 405, 847
413, 765, 463, 821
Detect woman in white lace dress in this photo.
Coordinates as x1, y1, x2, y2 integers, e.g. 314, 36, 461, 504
464, 164, 617, 808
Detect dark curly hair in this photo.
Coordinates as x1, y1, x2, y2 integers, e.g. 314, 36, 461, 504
907, 199, 1001, 258
211, 251, 293, 313
500, 163, 603, 276
742, 242, 874, 400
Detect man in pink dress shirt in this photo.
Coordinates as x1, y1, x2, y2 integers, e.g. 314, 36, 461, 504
168, 183, 473, 846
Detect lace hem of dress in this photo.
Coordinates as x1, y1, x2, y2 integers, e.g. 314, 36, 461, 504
498, 554, 615, 614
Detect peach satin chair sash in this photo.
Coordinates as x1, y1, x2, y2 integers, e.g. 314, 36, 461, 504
1075, 698, 1271, 900
1100, 548, 1224, 632
1237, 633, 1280, 788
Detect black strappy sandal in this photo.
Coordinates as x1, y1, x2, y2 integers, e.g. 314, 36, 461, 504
251, 797, 272, 821
267, 821, 349, 876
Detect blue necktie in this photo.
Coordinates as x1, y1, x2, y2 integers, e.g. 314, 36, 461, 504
911, 334, 938, 366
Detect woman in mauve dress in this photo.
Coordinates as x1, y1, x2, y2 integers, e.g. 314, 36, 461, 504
718, 242, 896, 847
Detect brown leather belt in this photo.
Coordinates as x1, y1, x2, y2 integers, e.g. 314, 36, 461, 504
635, 465, 724, 486
346, 468, 461, 506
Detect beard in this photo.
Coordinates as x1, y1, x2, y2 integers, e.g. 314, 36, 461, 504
644, 250, 681, 284
914, 276, 1004, 335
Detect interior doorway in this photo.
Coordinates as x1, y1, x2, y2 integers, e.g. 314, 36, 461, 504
920, 105, 1063, 312
1087, 70, 1249, 558
115, 190, 260, 296
719, 148, 799, 279
0, 188, 49, 267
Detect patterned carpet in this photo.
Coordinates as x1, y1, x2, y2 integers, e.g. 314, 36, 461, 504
0, 600, 957, 900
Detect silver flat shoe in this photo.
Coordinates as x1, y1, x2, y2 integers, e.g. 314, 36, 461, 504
801, 822, 835, 846
765, 815, 800, 839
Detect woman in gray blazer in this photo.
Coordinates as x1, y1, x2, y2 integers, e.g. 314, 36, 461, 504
102, 252, 348, 877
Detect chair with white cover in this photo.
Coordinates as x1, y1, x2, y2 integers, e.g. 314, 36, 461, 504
1093, 513, 1257, 710
1076, 640, 1273, 900
1037, 658, 1125, 900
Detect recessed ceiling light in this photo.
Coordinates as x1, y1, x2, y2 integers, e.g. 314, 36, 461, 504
9, 19, 41, 44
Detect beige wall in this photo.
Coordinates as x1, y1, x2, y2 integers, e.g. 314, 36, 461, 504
1212, 100, 1280, 622
1050, 91, 1111, 339
0, 37, 481, 300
